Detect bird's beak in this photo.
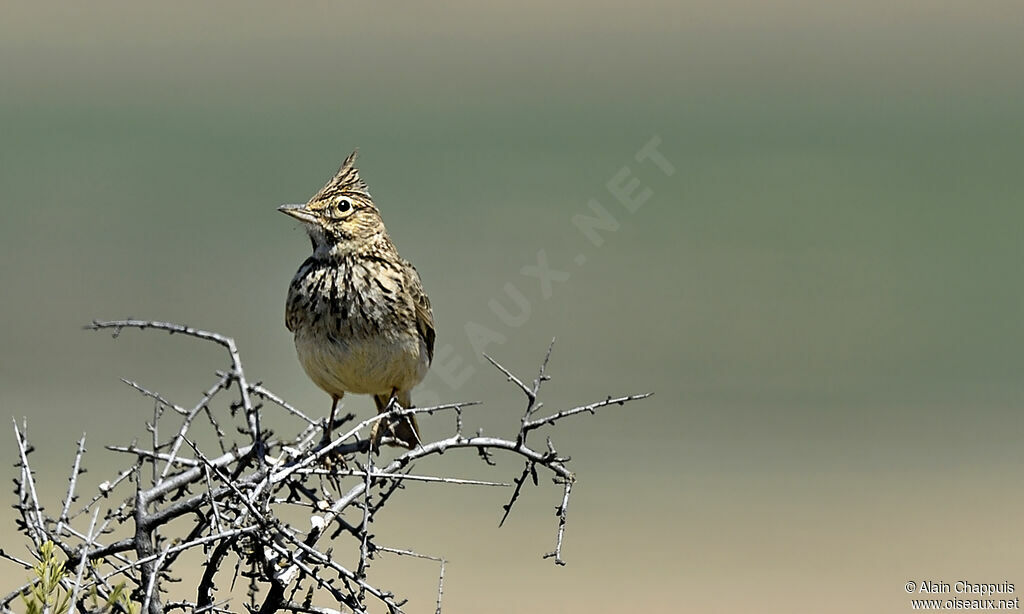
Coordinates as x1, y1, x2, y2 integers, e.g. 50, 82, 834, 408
278, 203, 318, 224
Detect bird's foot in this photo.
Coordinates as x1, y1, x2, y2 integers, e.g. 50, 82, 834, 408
319, 447, 350, 471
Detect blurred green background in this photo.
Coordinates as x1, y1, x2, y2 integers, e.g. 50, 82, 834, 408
2, 2, 1023, 612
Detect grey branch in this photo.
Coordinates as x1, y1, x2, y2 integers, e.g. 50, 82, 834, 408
3, 320, 650, 614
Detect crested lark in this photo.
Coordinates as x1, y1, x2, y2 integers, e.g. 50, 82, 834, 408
280, 151, 434, 448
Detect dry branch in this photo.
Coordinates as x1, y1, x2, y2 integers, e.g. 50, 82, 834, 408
3, 320, 650, 614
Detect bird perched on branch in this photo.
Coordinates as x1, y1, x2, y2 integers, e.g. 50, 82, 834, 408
280, 151, 434, 448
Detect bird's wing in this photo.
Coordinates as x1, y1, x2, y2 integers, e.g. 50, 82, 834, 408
403, 261, 435, 363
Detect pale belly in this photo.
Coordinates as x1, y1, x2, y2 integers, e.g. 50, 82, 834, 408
294, 329, 429, 397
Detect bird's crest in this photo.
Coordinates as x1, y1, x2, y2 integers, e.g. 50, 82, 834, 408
313, 149, 371, 203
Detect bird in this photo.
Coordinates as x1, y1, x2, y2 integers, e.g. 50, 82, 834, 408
280, 150, 434, 449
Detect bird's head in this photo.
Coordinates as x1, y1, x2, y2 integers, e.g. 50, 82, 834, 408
279, 150, 386, 256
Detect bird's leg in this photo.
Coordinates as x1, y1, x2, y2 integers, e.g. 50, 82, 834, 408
369, 393, 388, 453
370, 390, 399, 451
370, 389, 419, 449
384, 388, 401, 443
321, 394, 349, 471
393, 388, 422, 448
325, 394, 341, 442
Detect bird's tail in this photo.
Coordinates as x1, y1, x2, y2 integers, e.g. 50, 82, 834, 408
372, 393, 421, 449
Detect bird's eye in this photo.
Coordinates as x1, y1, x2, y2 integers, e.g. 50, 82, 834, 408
336, 197, 352, 213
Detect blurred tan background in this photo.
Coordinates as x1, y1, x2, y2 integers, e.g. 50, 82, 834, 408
2, 1, 1024, 612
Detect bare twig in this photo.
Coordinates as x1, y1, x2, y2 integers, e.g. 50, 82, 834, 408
250, 383, 317, 426
12, 419, 45, 548
56, 434, 87, 536
543, 479, 573, 566
374, 548, 446, 614
158, 372, 233, 482
87, 319, 265, 465
293, 469, 509, 488
5, 321, 649, 614
524, 393, 653, 432
67, 507, 101, 608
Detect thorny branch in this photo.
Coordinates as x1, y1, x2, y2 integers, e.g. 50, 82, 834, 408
4, 320, 650, 614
